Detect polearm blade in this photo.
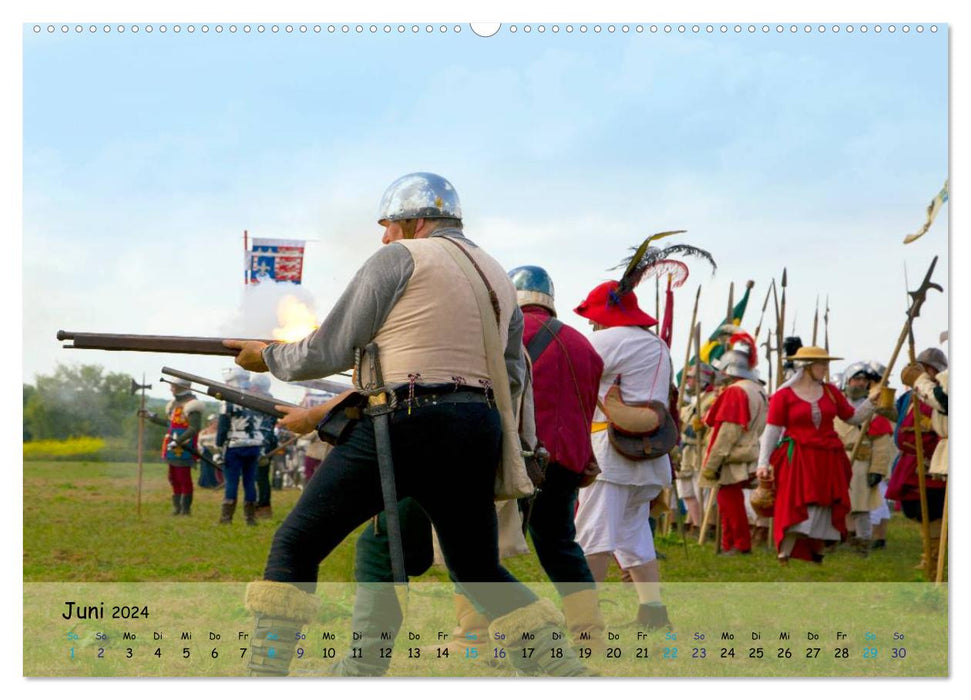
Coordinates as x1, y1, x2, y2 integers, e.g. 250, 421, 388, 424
811, 294, 819, 346
848, 255, 943, 467
363, 342, 408, 586
823, 295, 830, 353
753, 278, 775, 341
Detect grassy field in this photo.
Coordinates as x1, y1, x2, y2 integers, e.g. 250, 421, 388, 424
24, 460, 945, 584
23, 460, 949, 677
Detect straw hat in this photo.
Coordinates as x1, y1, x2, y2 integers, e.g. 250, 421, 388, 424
786, 345, 843, 363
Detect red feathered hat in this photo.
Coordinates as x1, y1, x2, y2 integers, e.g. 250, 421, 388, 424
574, 280, 658, 328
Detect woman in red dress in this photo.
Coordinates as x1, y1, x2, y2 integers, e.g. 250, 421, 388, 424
756, 347, 881, 564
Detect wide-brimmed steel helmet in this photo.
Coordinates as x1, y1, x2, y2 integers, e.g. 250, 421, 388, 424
916, 347, 948, 373
509, 265, 556, 316
377, 172, 462, 224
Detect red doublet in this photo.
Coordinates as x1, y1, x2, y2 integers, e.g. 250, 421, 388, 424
703, 382, 751, 466
522, 307, 604, 473
767, 385, 854, 561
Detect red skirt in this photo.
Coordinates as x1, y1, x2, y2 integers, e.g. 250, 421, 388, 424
770, 438, 852, 560
885, 453, 946, 502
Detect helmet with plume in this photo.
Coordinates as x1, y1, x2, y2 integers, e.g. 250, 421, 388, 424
715, 330, 760, 381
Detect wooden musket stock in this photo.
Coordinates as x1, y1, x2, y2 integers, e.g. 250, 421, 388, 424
57, 331, 276, 356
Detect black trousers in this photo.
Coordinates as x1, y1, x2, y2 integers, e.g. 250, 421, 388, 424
263, 400, 537, 619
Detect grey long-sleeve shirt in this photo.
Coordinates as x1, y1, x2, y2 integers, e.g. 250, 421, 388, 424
261, 229, 526, 403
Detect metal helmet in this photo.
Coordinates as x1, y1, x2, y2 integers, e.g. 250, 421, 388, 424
170, 376, 192, 390
682, 361, 716, 389
377, 172, 462, 224
223, 367, 251, 389
508, 265, 556, 316
916, 347, 948, 373
866, 360, 887, 381
841, 361, 880, 390
715, 349, 760, 382
249, 373, 271, 394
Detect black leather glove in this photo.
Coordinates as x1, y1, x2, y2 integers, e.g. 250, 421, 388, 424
867, 473, 883, 488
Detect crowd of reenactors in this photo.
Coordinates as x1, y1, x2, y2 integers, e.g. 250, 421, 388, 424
136, 172, 947, 676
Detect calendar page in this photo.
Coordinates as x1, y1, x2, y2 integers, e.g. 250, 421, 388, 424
21, 3, 951, 689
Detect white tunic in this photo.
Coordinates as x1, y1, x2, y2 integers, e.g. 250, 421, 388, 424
589, 325, 673, 489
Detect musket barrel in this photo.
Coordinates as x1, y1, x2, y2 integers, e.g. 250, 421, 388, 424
161, 367, 299, 418
57, 331, 276, 356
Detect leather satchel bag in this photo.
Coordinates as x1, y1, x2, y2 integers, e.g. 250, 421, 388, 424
600, 378, 678, 461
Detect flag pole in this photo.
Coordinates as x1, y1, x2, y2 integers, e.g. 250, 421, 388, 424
243, 229, 249, 286
136, 374, 146, 517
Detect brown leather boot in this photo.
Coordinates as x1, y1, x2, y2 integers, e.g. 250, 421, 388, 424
421, 594, 491, 660
244, 502, 258, 526
220, 500, 236, 524
635, 603, 672, 631
751, 526, 769, 548
245, 581, 320, 676
561, 589, 606, 653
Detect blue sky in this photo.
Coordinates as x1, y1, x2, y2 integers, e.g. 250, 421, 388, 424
22, 20, 949, 402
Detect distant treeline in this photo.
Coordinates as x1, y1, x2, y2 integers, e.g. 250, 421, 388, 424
23, 363, 219, 461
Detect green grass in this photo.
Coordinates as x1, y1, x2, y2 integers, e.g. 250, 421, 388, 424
23, 460, 948, 677
23, 460, 944, 584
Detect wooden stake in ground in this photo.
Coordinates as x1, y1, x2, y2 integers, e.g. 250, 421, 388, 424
693, 321, 719, 547
910, 392, 933, 581
698, 485, 719, 547
131, 374, 152, 517
936, 480, 948, 584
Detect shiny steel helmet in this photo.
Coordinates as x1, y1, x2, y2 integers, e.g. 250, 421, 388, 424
841, 361, 880, 390
916, 347, 948, 373
715, 330, 760, 382
715, 349, 760, 382
223, 367, 251, 389
508, 265, 556, 316
249, 373, 271, 394
377, 172, 462, 224
866, 360, 887, 381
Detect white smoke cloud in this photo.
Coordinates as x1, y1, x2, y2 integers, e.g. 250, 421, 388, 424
219, 280, 319, 339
